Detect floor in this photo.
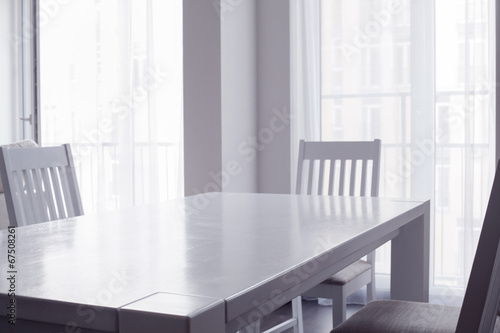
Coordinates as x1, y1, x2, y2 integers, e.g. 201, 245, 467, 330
259, 299, 363, 333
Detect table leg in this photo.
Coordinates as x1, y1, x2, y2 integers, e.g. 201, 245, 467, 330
390, 201, 430, 302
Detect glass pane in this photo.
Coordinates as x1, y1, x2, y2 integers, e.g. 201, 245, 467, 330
321, 0, 495, 290
39, 0, 183, 213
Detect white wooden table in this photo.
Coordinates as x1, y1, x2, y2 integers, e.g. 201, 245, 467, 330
0, 193, 429, 333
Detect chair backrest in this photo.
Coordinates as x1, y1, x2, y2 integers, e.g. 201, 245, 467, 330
296, 139, 381, 197
456, 162, 500, 332
0, 144, 83, 227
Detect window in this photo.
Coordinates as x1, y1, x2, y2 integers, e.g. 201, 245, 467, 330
363, 103, 381, 139
435, 149, 451, 209
38, 0, 183, 213
394, 41, 411, 86
362, 45, 382, 87
318, 0, 495, 296
321, 100, 343, 140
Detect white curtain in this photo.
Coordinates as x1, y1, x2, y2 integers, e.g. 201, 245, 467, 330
291, 0, 496, 305
290, 0, 322, 193
38, 0, 183, 213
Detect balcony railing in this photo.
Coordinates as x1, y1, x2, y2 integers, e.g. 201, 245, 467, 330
45, 141, 180, 213
321, 90, 492, 287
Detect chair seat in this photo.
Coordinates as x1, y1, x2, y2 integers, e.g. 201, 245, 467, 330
324, 260, 371, 285
331, 300, 500, 333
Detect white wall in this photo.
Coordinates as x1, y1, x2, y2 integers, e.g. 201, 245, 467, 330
0, 0, 292, 194
221, 0, 258, 193
0, 0, 17, 145
183, 0, 223, 196
256, 0, 291, 194
221, 0, 292, 194
185, 0, 292, 195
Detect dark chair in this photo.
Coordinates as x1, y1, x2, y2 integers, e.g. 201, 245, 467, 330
331, 162, 500, 333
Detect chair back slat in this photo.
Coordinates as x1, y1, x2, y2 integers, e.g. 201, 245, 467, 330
318, 159, 325, 195
371, 143, 381, 196
0, 144, 83, 227
23, 169, 39, 223
40, 167, 58, 220
64, 145, 83, 217
349, 160, 357, 196
59, 166, 76, 217
295, 140, 305, 195
296, 140, 381, 197
12, 171, 27, 223
338, 159, 346, 195
456, 162, 500, 332
307, 160, 314, 195
328, 159, 335, 196
32, 168, 50, 222
50, 166, 67, 219
360, 159, 368, 196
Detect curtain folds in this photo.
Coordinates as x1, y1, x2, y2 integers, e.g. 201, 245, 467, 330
290, 0, 322, 193
291, 0, 496, 305
39, 0, 183, 213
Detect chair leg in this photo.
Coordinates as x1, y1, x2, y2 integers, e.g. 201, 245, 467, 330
367, 268, 376, 302
291, 296, 304, 333
367, 281, 376, 302
331, 293, 346, 328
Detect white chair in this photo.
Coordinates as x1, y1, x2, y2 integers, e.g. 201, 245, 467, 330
0, 140, 38, 229
238, 298, 304, 333
238, 139, 381, 333
298, 139, 381, 328
331, 161, 500, 333
0, 144, 83, 227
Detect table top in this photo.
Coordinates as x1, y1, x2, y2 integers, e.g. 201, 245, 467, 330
0, 193, 427, 331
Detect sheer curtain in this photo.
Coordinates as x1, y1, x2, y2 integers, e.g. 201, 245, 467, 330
291, 0, 496, 305
39, 0, 183, 213
290, 0, 321, 192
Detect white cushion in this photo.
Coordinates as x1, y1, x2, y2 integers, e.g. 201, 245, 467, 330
0, 139, 38, 193
324, 259, 371, 285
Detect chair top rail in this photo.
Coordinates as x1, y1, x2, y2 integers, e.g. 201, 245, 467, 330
0, 144, 83, 227
0, 146, 70, 171
300, 139, 381, 161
